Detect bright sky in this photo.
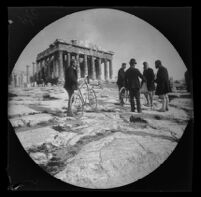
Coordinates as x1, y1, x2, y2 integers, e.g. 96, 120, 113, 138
13, 8, 187, 80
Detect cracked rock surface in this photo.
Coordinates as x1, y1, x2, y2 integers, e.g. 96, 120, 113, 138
8, 83, 193, 189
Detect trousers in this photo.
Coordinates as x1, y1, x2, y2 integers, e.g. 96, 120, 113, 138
66, 89, 74, 112
129, 88, 141, 112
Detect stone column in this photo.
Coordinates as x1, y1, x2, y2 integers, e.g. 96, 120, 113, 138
32, 62, 35, 82
91, 56, 95, 80
45, 58, 49, 80
98, 58, 102, 80
53, 58, 56, 78
76, 54, 81, 79
54, 54, 58, 78
42, 60, 45, 80
35, 61, 38, 81
36, 61, 40, 81
104, 59, 109, 81
26, 65, 30, 84
58, 51, 64, 82
14, 74, 17, 87
67, 52, 71, 67
109, 59, 113, 79
47, 57, 51, 78
39, 61, 43, 81
84, 54, 88, 77
52, 59, 54, 78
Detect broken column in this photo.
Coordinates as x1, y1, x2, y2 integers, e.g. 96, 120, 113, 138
32, 62, 35, 82
26, 65, 30, 85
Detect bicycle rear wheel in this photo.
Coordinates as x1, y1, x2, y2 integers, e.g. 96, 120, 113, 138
70, 92, 84, 118
88, 88, 97, 111
119, 87, 127, 104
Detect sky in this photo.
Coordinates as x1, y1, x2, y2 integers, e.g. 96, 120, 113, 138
13, 8, 187, 80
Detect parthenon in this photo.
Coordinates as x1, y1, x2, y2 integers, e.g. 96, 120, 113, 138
32, 39, 114, 85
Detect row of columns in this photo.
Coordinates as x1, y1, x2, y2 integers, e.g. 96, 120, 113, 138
10, 72, 29, 87
34, 50, 113, 83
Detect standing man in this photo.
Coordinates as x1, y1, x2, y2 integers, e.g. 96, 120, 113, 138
142, 62, 155, 108
125, 58, 144, 113
117, 63, 126, 105
64, 59, 78, 116
155, 60, 171, 112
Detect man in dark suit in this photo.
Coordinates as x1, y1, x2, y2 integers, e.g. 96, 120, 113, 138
125, 58, 144, 113
64, 59, 78, 116
142, 62, 155, 108
155, 60, 171, 112
117, 63, 126, 105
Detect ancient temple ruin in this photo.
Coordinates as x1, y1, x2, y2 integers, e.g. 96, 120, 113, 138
33, 39, 114, 84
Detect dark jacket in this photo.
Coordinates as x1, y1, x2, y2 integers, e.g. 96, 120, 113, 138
143, 68, 155, 91
64, 66, 78, 91
125, 67, 144, 90
117, 68, 126, 87
155, 65, 171, 95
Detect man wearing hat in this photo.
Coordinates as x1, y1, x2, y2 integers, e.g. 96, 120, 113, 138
125, 58, 145, 113
142, 61, 155, 108
64, 59, 78, 116
155, 60, 171, 112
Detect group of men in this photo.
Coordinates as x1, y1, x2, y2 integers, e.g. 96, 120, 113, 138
63, 57, 171, 116
117, 58, 171, 113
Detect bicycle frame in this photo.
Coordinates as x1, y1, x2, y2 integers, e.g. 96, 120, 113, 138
76, 77, 92, 106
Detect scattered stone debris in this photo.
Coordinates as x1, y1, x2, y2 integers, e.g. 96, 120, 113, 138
154, 115, 162, 120
43, 93, 60, 100
8, 84, 193, 189
130, 116, 148, 123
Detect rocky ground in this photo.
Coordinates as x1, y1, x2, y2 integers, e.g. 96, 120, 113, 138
8, 82, 193, 189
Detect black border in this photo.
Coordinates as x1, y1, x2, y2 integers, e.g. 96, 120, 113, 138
4, 6, 195, 192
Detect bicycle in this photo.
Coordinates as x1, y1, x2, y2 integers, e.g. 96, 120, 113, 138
119, 86, 130, 105
69, 76, 97, 118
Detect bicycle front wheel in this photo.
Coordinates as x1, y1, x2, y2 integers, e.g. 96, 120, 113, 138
70, 92, 84, 118
88, 88, 97, 111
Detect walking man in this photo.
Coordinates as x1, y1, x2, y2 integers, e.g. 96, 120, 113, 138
142, 62, 155, 108
155, 60, 171, 112
64, 59, 78, 116
125, 58, 145, 113
117, 63, 126, 105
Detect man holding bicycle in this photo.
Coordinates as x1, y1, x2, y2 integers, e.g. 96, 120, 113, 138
64, 59, 78, 116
